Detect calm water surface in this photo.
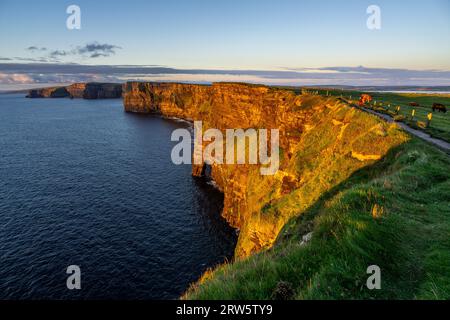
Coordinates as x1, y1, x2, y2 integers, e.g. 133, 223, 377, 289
0, 94, 236, 299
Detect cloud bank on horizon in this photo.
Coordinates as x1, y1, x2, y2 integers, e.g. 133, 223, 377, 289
0, 63, 449, 89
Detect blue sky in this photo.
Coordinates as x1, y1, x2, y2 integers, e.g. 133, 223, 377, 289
0, 0, 449, 88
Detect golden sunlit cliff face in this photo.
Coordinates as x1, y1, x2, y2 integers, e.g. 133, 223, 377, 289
123, 82, 409, 258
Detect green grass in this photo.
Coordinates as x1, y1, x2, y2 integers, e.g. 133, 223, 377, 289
185, 138, 450, 300
304, 88, 450, 142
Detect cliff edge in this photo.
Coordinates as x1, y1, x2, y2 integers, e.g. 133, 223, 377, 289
26, 82, 123, 99
123, 82, 409, 258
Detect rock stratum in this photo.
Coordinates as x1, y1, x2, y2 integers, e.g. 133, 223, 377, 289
123, 82, 409, 258
26, 82, 123, 99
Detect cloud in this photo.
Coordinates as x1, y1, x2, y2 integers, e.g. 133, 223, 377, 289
0, 72, 34, 84
46, 43, 122, 59
49, 50, 69, 57
13, 56, 56, 63
26, 46, 47, 52
76, 42, 122, 58
89, 53, 109, 58
11, 42, 122, 63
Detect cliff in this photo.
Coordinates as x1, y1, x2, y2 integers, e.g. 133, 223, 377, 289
26, 82, 123, 99
123, 82, 410, 259
82, 83, 123, 99
26, 86, 69, 98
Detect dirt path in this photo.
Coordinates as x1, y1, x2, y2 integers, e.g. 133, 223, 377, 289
360, 107, 450, 152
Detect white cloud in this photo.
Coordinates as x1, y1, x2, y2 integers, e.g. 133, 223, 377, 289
0, 73, 34, 84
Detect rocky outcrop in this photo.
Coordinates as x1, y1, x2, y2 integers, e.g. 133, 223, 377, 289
66, 83, 86, 98
26, 86, 69, 98
123, 81, 409, 258
26, 82, 123, 99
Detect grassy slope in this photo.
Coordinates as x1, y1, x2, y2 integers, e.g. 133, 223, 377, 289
304, 88, 450, 142
185, 138, 450, 299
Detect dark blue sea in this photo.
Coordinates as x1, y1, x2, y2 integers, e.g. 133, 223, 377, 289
0, 94, 236, 299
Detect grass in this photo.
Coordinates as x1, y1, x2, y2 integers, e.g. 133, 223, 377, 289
184, 138, 450, 299
303, 88, 450, 142
226, 94, 409, 258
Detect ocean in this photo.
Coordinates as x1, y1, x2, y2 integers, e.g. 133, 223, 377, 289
0, 94, 236, 299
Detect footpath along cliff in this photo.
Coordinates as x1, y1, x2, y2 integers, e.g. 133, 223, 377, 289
123, 82, 409, 259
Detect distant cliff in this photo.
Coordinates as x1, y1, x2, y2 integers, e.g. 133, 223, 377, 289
123, 82, 409, 259
26, 83, 123, 99
26, 86, 69, 98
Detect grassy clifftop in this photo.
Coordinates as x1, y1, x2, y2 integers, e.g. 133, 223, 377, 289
185, 137, 450, 299
122, 82, 449, 299
301, 88, 450, 142
124, 82, 412, 259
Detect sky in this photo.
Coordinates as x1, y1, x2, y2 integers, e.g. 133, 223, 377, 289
0, 0, 449, 89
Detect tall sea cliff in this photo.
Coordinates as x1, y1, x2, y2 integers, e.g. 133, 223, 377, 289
123, 82, 409, 258
26, 82, 123, 99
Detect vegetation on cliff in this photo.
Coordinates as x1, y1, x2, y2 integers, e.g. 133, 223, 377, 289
185, 138, 450, 299
124, 82, 410, 258
298, 88, 450, 142
122, 82, 449, 299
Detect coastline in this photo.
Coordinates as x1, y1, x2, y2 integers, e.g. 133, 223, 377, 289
121, 81, 411, 259
2, 82, 448, 299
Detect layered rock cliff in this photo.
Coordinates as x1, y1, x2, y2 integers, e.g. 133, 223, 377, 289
81, 83, 123, 99
123, 82, 409, 258
26, 83, 123, 99
26, 86, 69, 98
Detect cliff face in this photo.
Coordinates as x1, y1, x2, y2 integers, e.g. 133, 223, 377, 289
26, 86, 69, 98
123, 82, 409, 258
82, 83, 123, 99
26, 83, 123, 99
66, 83, 86, 98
